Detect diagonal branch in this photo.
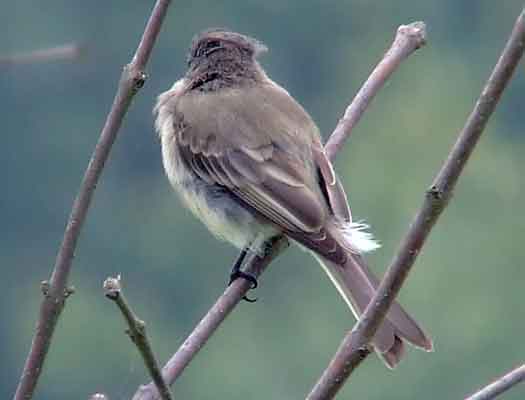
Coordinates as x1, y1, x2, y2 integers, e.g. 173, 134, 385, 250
307, 7, 525, 400
325, 21, 427, 161
131, 21, 427, 400
465, 364, 525, 400
13, 1, 172, 399
104, 276, 173, 400
132, 236, 289, 400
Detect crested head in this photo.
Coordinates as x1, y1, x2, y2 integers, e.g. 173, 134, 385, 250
185, 29, 268, 90
188, 29, 267, 67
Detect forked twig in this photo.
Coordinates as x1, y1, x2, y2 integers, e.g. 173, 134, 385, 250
307, 7, 525, 400
132, 21, 427, 400
13, 1, 172, 399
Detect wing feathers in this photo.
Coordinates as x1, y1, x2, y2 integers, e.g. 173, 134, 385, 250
173, 83, 328, 234
227, 149, 264, 184
206, 156, 236, 187
240, 144, 274, 162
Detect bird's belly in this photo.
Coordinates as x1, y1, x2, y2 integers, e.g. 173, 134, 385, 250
162, 137, 277, 252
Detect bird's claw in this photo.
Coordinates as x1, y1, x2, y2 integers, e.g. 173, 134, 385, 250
228, 270, 258, 302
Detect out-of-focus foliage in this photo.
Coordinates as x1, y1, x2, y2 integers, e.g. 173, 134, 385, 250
2, 1, 525, 399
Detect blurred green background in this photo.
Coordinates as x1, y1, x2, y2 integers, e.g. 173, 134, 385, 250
3, 1, 525, 399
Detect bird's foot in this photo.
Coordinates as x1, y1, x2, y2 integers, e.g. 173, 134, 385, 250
228, 269, 258, 303
229, 250, 258, 303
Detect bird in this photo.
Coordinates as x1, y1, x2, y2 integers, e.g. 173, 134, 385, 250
154, 29, 432, 367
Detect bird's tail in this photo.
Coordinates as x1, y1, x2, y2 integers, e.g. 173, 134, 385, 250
314, 242, 433, 368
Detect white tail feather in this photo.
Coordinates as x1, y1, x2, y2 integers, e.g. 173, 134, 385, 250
337, 221, 381, 253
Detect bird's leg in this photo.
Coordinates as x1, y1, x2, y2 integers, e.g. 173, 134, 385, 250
228, 248, 258, 303
228, 248, 248, 283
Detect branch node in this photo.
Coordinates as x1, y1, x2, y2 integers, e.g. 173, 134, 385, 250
133, 70, 148, 90
427, 185, 443, 200
358, 347, 371, 360
103, 275, 122, 300
397, 21, 427, 49
64, 285, 76, 298
135, 319, 146, 335
124, 63, 148, 91
127, 318, 147, 344
40, 280, 50, 297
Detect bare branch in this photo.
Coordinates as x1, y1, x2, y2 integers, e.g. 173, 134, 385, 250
104, 277, 173, 400
132, 236, 289, 400
0, 43, 86, 66
13, 1, 172, 399
132, 20, 427, 400
307, 7, 525, 400
465, 364, 525, 400
324, 21, 427, 162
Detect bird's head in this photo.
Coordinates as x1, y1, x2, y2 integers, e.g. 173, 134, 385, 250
187, 29, 267, 69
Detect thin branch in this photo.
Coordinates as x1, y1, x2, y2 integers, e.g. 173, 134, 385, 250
132, 21, 427, 400
132, 236, 289, 400
324, 22, 427, 162
13, 1, 172, 399
0, 43, 86, 66
104, 276, 173, 400
465, 364, 525, 400
307, 7, 525, 400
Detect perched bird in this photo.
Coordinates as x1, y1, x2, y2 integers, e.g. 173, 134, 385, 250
155, 29, 432, 367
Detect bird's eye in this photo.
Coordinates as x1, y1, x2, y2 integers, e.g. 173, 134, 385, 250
205, 40, 221, 50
